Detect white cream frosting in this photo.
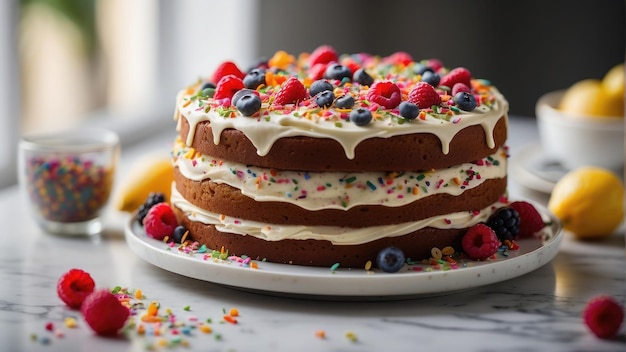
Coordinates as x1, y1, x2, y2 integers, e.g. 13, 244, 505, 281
173, 140, 508, 211
171, 186, 504, 245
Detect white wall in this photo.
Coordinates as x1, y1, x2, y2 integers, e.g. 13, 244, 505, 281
0, 0, 19, 188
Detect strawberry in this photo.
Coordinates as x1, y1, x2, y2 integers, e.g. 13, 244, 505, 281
583, 295, 624, 339
81, 289, 130, 336
384, 51, 413, 66
57, 268, 95, 309
408, 82, 441, 109
308, 63, 328, 80
308, 45, 338, 67
440, 67, 472, 89
510, 201, 545, 238
366, 81, 402, 109
211, 61, 245, 84
214, 75, 245, 100
273, 77, 307, 106
451, 82, 471, 96
143, 203, 178, 240
461, 223, 499, 260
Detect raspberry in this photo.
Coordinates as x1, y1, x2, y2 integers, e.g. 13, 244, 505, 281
384, 51, 413, 66
214, 75, 245, 101
308, 63, 328, 81
273, 76, 307, 106
81, 289, 130, 336
143, 203, 178, 240
440, 67, 472, 89
583, 295, 624, 339
461, 224, 499, 260
57, 268, 95, 309
510, 201, 545, 238
487, 207, 521, 241
366, 81, 402, 109
211, 61, 244, 85
408, 82, 441, 109
137, 192, 165, 225
308, 45, 338, 67
451, 82, 471, 96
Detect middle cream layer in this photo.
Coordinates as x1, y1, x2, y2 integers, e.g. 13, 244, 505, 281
172, 138, 508, 211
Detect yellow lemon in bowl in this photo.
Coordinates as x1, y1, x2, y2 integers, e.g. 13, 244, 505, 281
548, 166, 624, 240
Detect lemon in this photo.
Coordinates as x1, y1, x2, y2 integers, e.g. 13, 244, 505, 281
548, 166, 624, 240
558, 79, 605, 116
602, 63, 624, 100
114, 155, 174, 212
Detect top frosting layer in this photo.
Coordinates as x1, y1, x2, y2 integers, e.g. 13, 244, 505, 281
174, 46, 509, 161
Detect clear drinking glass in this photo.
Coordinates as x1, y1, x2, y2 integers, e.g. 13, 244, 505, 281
18, 128, 120, 236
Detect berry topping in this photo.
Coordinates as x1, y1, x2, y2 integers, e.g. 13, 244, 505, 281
440, 67, 472, 88
461, 223, 499, 260
57, 268, 95, 309
236, 92, 262, 116
214, 75, 245, 100
451, 82, 471, 96
308, 63, 328, 81
376, 247, 406, 273
143, 203, 178, 240
399, 101, 419, 120
273, 77, 307, 106
315, 90, 335, 108
453, 92, 477, 111
384, 51, 413, 66
243, 68, 266, 90
335, 94, 355, 109
583, 295, 624, 339
353, 68, 374, 86
173, 225, 188, 243
231, 88, 257, 107
308, 45, 338, 67
420, 71, 440, 87
309, 79, 334, 98
366, 81, 402, 109
137, 192, 166, 225
510, 201, 545, 238
413, 62, 434, 76
324, 64, 352, 82
349, 107, 373, 126
211, 61, 245, 85
81, 289, 130, 336
486, 207, 521, 241
408, 82, 441, 109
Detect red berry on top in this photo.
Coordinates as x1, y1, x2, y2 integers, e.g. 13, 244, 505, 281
510, 201, 545, 238
308, 45, 338, 67
451, 82, 471, 96
440, 67, 472, 89
308, 63, 328, 81
57, 268, 95, 309
384, 51, 413, 66
273, 77, 307, 106
427, 58, 444, 72
408, 82, 441, 109
143, 203, 178, 240
461, 223, 499, 260
81, 289, 130, 336
583, 295, 624, 339
341, 56, 361, 74
214, 75, 245, 100
366, 81, 402, 109
211, 61, 245, 85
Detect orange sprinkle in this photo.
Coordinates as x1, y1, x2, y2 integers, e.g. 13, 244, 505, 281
250, 262, 259, 269
452, 177, 462, 186
270, 169, 278, 177
315, 330, 326, 339
137, 324, 146, 335
183, 99, 192, 108
223, 315, 238, 324
199, 324, 212, 334
134, 289, 143, 299
141, 315, 163, 323
229, 308, 239, 317
419, 111, 427, 120
412, 186, 419, 195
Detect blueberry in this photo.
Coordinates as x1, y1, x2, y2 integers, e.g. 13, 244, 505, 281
236, 93, 262, 116
413, 63, 433, 76
173, 225, 188, 243
376, 247, 405, 273
316, 90, 335, 108
353, 68, 374, 86
421, 71, 440, 87
201, 82, 216, 90
335, 94, 355, 109
246, 56, 269, 72
309, 80, 334, 98
243, 68, 266, 89
232, 89, 256, 106
349, 107, 373, 126
399, 101, 419, 120
454, 92, 477, 111
324, 64, 352, 81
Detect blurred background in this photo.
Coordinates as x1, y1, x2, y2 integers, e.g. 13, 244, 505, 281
0, 0, 624, 188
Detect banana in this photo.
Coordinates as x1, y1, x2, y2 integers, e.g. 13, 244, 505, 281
114, 154, 174, 213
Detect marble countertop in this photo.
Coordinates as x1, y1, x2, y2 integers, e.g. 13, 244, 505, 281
1, 116, 624, 352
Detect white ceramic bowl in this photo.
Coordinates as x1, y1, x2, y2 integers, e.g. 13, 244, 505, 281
535, 90, 624, 171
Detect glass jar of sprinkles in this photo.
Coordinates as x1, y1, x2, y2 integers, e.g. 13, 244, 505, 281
18, 128, 120, 236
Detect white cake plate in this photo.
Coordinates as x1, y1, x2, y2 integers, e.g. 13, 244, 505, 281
125, 203, 562, 299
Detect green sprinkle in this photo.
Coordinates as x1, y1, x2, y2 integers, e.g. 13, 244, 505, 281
330, 263, 340, 272
366, 180, 377, 191
183, 305, 191, 311
334, 122, 343, 128
111, 286, 122, 294
416, 174, 426, 181
198, 244, 208, 253
345, 176, 357, 184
